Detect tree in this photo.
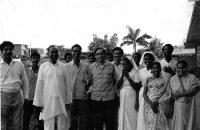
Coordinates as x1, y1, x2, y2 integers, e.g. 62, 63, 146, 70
137, 37, 164, 58
148, 37, 164, 58
88, 33, 118, 52
120, 26, 151, 53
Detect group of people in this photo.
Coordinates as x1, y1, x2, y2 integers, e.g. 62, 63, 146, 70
0, 41, 200, 130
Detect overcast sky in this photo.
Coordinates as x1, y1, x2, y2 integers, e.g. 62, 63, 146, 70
0, 0, 195, 53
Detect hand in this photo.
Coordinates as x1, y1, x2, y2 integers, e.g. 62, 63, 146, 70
35, 106, 43, 113
150, 101, 158, 113
172, 93, 181, 100
123, 70, 129, 79
65, 104, 70, 111
163, 66, 174, 74
24, 99, 30, 104
88, 79, 93, 86
135, 102, 139, 111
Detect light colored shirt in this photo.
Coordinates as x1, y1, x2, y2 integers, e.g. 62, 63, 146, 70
160, 59, 177, 79
112, 62, 123, 80
33, 61, 72, 120
88, 61, 117, 101
0, 59, 29, 99
27, 68, 38, 100
170, 74, 200, 103
65, 60, 89, 100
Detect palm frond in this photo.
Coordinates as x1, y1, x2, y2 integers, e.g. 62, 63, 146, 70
140, 33, 152, 39
122, 35, 132, 41
126, 26, 136, 39
134, 28, 141, 40
120, 41, 133, 47
136, 37, 149, 47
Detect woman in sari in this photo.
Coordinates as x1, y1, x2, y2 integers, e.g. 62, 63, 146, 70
170, 60, 200, 130
143, 62, 170, 130
117, 56, 141, 130
137, 51, 158, 130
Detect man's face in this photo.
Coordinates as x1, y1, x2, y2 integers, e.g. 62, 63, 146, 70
133, 54, 141, 65
31, 56, 40, 65
2, 45, 13, 59
72, 47, 81, 61
95, 49, 106, 63
65, 55, 72, 63
163, 46, 172, 57
113, 50, 122, 64
88, 56, 96, 64
48, 47, 59, 62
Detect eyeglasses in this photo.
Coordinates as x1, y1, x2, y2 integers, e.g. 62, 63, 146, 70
95, 53, 105, 56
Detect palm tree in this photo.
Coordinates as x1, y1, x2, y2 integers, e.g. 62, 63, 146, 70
120, 26, 152, 53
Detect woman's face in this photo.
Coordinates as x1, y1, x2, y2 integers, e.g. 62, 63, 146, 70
151, 64, 161, 77
144, 54, 154, 67
121, 59, 130, 72
177, 63, 188, 77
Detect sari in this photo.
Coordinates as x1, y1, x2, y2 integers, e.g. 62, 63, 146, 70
137, 51, 159, 130
170, 74, 200, 130
144, 77, 170, 130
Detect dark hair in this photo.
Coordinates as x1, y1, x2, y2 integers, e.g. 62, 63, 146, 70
121, 56, 133, 70
88, 52, 95, 57
112, 47, 124, 55
71, 44, 82, 51
106, 52, 113, 56
177, 60, 188, 68
162, 44, 174, 52
64, 52, 72, 59
144, 53, 154, 61
31, 52, 40, 59
133, 52, 141, 59
94, 47, 106, 54
47, 45, 57, 52
152, 61, 161, 70
0, 41, 14, 52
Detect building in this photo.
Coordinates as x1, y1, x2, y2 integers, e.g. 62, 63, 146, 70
13, 44, 29, 58
185, 2, 200, 129
29, 48, 46, 57
185, 1, 200, 67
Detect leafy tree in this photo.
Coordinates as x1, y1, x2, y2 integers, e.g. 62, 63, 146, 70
88, 33, 118, 53
148, 37, 164, 58
120, 26, 151, 53
137, 37, 164, 58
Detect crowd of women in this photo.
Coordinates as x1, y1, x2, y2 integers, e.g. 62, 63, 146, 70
0, 41, 200, 130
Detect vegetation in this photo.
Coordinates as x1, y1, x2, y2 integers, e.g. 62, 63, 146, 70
88, 33, 118, 53
120, 26, 151, 53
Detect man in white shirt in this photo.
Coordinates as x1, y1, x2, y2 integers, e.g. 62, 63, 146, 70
160, 44, 177, 80
33, 45, 72, 130
0, 41, 29, 130
66, 44, 90, 130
